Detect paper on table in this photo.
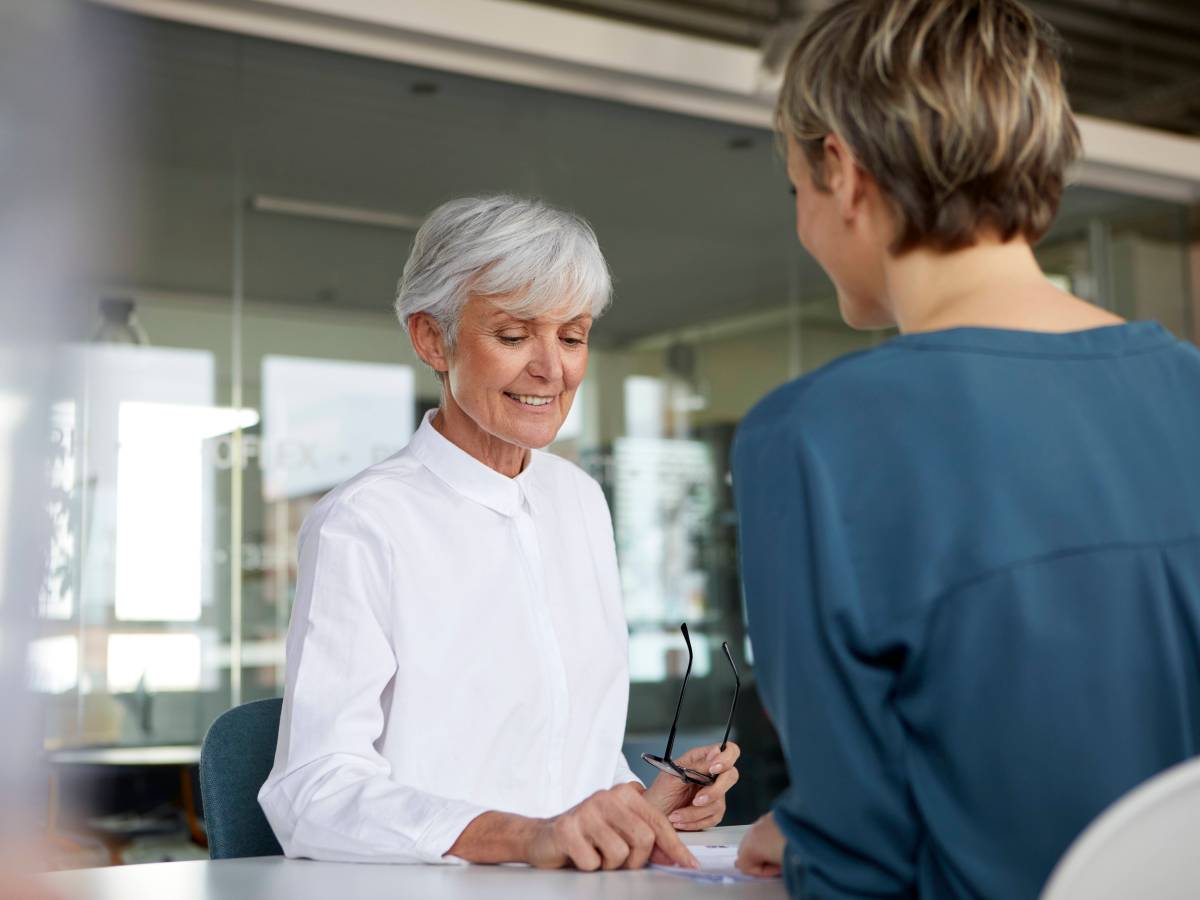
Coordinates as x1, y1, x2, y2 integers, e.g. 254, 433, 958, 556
651, 842, 760, 885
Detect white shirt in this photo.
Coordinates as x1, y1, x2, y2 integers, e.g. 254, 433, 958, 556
259, 411, 640, 864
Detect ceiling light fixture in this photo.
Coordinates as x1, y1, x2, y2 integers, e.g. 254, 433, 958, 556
250, 194, 425, 231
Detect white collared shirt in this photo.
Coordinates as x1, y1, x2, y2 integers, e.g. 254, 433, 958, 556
259, 411, 639, 864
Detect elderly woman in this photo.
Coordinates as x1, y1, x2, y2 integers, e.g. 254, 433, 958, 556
733, 0, 1200, 896
259, 195, 739, 871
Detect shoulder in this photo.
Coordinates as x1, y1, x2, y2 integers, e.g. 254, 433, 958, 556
737, 342, 916, 451
299, 448, 427, 542
1171, 335, 1200, 369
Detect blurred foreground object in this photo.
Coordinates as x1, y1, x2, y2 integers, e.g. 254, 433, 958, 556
1, 0, 125, 891
1040, 757, 1200, 900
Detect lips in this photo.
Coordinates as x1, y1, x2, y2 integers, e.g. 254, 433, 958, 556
505, 392, 555, 407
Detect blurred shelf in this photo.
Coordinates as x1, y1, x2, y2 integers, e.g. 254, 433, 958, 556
48, 745, 201, 767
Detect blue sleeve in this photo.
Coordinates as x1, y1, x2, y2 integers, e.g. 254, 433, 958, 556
733, 407, 919, 899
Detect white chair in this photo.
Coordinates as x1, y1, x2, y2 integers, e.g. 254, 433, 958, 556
1040, 756, 1200, 900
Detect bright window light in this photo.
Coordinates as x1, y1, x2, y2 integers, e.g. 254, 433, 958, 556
629, 629, 712, 683
29, 635, 79, 693
613, 437, 715, 625
115, 401, 258, 622
107, 633, 202, 692
624, 376, 664, 439
261, 355, 414, 501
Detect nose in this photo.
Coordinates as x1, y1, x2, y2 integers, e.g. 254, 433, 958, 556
526, 333, 564, 385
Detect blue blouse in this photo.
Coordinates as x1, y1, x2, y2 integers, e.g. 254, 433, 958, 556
733, 322, 1200, 899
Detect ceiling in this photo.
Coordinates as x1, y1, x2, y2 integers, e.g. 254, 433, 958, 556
89, 6, 1191, 347
528, 0, 1200, 138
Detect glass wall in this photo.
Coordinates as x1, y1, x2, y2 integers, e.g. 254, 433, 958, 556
1038, 186, 1194, 335
36, 6, 1197, 825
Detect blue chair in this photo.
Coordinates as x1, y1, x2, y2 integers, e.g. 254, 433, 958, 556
200, 697, 284, 859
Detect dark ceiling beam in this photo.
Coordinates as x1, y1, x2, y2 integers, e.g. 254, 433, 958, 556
668, 0, 781, 18
1089, 75, 1200, 126
1038, 0, 1200, 35
1061, 63, 1153, 96
1027, 3, 1200, 64
524, 0, 1200, 137
1068, 91, 1127, 114
1060, 37, 1198, 86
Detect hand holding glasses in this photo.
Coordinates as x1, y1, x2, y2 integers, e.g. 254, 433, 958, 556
641, 623, 741, 786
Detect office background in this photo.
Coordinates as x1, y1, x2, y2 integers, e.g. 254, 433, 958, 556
28, 0, 1200, 867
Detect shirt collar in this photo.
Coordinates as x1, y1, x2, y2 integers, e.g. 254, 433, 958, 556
407, 409, 539, 518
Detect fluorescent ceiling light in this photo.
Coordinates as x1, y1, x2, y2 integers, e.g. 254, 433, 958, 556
251, 194, 425, 231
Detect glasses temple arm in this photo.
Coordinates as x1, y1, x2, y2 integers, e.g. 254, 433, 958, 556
719, 641, 740, 752
663, 623, 694, 761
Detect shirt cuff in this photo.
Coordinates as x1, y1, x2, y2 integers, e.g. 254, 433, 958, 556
414, 799, 492, 865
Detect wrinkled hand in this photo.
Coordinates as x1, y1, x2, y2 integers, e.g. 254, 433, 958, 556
736, 811, 785, 878
643, 742, 740, 831
527, 782, 700, 871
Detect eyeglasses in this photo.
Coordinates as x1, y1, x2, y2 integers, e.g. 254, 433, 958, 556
641, 622, 740, 786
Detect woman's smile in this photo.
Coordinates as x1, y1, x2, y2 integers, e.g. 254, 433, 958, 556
505, 391, 557, 409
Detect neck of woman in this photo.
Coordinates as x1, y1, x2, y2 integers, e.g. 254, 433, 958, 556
432, 402, 529, 479
883, 235, 1124, 335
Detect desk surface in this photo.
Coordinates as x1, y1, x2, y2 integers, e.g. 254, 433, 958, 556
45, 825, 786, 899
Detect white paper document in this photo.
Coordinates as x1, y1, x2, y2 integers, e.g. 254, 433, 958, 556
651, 842, 760, 884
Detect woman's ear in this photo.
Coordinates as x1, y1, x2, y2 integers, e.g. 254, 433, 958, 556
408, 312, 450, 374
823, 133, 869, 223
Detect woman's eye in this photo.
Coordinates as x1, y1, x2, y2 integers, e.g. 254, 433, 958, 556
561, 337, 586, 347
498, 335, 525, 345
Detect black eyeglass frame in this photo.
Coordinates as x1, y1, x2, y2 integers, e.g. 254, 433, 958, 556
640, 622, 740, 787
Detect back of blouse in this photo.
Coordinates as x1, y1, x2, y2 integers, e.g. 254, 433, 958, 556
733, 321, 1200, 900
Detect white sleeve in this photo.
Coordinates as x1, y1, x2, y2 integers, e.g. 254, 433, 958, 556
612, 751, 644, 788
258, 500, 488, 864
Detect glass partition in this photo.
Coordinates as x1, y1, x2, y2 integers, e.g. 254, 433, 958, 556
1039, 185, 1194, 337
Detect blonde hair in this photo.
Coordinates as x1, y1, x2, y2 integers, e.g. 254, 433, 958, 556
777, 0, 1081, 253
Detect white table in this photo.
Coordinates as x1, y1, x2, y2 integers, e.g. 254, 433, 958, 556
45, 825, 786, 898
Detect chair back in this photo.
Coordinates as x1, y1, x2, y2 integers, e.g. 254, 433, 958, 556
1040, 756, 1200, 900
200, 697, 284, 859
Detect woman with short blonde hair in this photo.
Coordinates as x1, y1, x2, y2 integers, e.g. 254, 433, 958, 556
734, 1, 1200, 897
778, 0, 1081, 255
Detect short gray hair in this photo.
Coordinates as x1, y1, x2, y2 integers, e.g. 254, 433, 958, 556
394, 194, 612, 348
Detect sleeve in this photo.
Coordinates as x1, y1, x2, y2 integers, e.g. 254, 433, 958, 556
612, 751, 644, 788
257, 500, 489, 864
732, 412, 918, 898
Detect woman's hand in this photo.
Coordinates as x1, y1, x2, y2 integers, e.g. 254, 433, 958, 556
527, 783, 699, 871
736, 811, 785, 877
642, 742, 740, 831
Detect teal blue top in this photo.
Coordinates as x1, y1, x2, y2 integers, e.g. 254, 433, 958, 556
732, 322, 1200, 899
